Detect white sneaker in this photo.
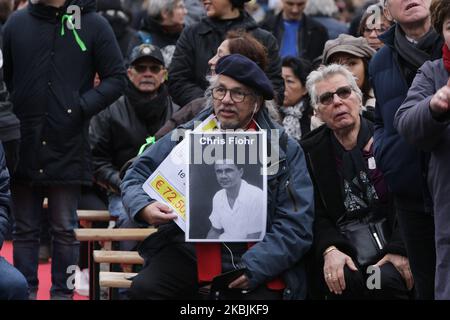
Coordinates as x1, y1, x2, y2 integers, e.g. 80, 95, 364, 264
75, 268, 89, 297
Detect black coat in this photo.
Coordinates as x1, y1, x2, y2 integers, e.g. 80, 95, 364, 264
126, 16, 181, 66
260, 13, 328, 63
89, 85, 179, 193
300, 124, 406, 265
2, 0, 126, 185
0, 82, 19, 143
102, 15, 137, 59
168, 11, 284, 107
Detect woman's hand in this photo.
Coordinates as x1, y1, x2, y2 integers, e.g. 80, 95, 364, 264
323, 247, 358, 295
374, 253, 414, 290
430, 79, 450, 116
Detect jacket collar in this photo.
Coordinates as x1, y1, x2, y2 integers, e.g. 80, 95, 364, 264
301, 125, 345, 215
197, 10, 257, 35
275, 12, 316, 30
141, 16, 182, 39
379, 23, 397, 50
28, 0, 96, 21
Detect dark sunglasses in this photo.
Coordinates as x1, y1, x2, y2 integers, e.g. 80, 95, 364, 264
133, 64, 163, 74
318, 86, 353, 106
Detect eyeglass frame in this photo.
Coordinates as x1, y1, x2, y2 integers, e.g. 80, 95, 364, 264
363, 26, 387, 35
317, 85, 354, 106
211, 86, 255, 103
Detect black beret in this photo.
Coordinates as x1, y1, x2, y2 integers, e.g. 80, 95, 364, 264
215, 54, 274, 100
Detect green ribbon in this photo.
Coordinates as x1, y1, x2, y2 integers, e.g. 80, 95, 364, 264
61, 14, 87, 52
138, 136, 156, 156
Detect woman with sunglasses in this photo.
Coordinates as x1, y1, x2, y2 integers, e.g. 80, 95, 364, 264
311, 34, 377, 130
300, 64, 412, 300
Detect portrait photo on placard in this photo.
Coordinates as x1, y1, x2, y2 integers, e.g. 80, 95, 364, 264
186, 131, 267, 242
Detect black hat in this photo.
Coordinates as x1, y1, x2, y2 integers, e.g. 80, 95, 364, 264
215, 54, 274, 100
129, 44, 165, 67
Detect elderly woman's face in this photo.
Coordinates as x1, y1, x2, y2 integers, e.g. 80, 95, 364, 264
315, 74, 361, 132
282, 67, 307, 106
329, 53, 365, 90
444, 17, 450, 50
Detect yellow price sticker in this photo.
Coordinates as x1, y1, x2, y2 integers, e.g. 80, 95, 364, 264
150, 174, 186, 219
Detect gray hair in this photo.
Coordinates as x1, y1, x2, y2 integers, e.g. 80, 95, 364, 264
304, 0, 338, 16
205, 74, 280, 123
145, 0, 181, 21
306, 64, 363, 110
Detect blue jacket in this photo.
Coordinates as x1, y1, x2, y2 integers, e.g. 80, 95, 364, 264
369, 25, 441, 204
121, 107, 315, 299
2, 0, 126, 185
0, 144, 11, 249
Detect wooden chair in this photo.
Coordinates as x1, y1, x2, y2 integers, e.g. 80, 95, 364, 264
99, 272, 137, 289
74, 228, 155, 300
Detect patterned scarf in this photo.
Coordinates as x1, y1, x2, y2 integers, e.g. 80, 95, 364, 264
280, 100, 305, 141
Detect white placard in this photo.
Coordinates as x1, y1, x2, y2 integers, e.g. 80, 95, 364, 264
142, 115, 218, 231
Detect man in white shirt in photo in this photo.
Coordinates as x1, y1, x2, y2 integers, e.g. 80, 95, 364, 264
207, 159, 264, 240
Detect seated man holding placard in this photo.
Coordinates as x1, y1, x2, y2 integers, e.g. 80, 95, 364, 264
121, 54, 314, 300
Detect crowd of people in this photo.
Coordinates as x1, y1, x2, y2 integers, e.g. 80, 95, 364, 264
0, 0, 449, 301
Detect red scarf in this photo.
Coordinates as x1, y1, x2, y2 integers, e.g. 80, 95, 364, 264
196, 119, 285, 290
443, 44, 450, 73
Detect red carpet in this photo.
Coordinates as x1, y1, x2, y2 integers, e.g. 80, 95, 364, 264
0, 241, 88, 300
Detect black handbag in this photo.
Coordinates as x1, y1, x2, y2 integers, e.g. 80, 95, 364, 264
337, 215, 391, 268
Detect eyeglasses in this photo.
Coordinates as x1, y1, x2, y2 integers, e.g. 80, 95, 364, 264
363, 27, 387, 35
317, 86, 353, 105
211, 87, 253, 103
133, 64, 163, 74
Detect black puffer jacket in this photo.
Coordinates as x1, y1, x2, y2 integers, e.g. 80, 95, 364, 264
2, 0, 126, 185
168, 11, 284, 107
89, 84, 179, 193
260, 13, 328, 63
